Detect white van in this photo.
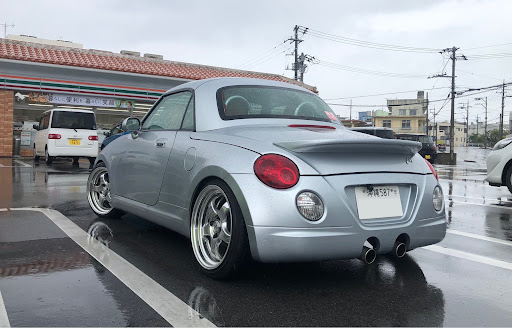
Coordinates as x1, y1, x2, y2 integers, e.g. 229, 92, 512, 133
33, 108, 98, 165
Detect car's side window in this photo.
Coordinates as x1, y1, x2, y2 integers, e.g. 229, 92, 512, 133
38, 116, 44, 130
181, 95, 195, 131
142, 91, 192, 131
41, 114, 49, 130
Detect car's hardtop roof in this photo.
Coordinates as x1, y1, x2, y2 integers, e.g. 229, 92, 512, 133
43, 108, 95, 115
396, 133, 429, 136
162, 77, 313, 96
351, 127, 393, 131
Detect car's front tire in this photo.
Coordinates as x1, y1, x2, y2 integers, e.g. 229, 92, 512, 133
87, 162, 123, 218
33, 145, 40, 162
45, 147, 53, 165
190, 179, 250, 279
505, 166, 512, 194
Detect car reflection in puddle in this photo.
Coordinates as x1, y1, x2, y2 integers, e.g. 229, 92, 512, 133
86, 218, 444, 327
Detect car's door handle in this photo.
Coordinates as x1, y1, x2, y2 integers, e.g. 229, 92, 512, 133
156, 138, 167, 148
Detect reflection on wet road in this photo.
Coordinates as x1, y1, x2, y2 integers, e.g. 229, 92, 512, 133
0, 149, 512, 326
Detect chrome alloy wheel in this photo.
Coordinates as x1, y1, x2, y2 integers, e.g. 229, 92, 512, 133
87, 167, 113, 215
191, 185, 233, 270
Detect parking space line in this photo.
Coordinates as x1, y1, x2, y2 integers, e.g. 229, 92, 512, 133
424, 245, 512, 271
447, 199, 512, 210
0, 291, 10, 328
13, 160, 31, 168
447, 229, 512, 247
9, 207, 215, 328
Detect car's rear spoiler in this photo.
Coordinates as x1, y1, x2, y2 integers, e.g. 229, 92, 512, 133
275, 139, 422, 156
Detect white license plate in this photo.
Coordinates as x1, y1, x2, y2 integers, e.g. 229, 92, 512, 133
355, 185, 403, 220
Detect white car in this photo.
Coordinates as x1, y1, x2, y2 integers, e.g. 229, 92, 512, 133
33, 108, 98, 165
486, 137, 512, 192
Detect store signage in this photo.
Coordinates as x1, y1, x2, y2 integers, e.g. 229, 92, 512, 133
27, 92, 135, 108
21, 131, 31, 146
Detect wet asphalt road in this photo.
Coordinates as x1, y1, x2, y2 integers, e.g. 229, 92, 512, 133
0, 148, 512, 327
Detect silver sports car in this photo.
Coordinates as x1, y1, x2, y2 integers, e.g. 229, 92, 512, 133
87, 77, 446, 278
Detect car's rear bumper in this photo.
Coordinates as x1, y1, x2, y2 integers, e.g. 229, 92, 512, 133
228, 172, 446, 263
48, 143, 98, 157
247, 216, 446, 262
486, 149, 506, 185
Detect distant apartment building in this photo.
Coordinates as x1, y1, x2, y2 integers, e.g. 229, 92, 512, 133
431, 121, 467, 146
358, 111, 373, 123
373, 91, 428, 134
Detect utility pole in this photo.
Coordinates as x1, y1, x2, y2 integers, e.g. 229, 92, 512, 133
286, 26, 315, 82
466, 100, 470, 146
425, 93, 429, 135
476, 115, 479, 136
1, 23, 15, 38
349, 99, 352, 121
501, 81, 505, 140
475, 97, 488, 147
431, 47, 467, 162
293, 25, 299, 81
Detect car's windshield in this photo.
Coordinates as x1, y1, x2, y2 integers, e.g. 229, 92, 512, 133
217, 86, 341, 124
51, 111, 96, 130
418, 135, 434, 143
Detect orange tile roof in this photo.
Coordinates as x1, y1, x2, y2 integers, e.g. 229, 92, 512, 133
0, 38, 317, 92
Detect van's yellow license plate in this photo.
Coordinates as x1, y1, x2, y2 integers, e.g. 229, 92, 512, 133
69, 139, 80, 145
425, 155, 431, 159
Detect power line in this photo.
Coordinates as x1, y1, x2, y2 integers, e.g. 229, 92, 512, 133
322, 86, 451, 101
464, 42, 512, 51
237, 40, 287, 69
298, 26, 441, 53
315, 59, 428, 78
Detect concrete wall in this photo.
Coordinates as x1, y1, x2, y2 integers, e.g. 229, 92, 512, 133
0, 90, 13, 157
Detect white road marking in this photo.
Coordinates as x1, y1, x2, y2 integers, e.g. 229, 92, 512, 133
0, 209, 7, 212
424, 245, 512, 271
0, 164, 3, 167
447, 199, 512, 210
13, 160, 31, 168
0, 291, 10, 328
9, 207, 215, 328
447, 229, 512, 247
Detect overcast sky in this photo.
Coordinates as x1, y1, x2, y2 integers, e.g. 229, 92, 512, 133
2, 0, 511, 125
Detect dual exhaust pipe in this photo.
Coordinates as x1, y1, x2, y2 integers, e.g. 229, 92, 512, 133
359, 240, 407, 264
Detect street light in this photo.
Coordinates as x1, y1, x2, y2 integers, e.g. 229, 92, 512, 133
475, 97, 488, 148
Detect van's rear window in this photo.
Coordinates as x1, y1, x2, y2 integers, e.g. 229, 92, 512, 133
51, 111, 96, 130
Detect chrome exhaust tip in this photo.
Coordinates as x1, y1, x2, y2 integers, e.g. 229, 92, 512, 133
360, 246, 377, 264
393, 242, 407, 258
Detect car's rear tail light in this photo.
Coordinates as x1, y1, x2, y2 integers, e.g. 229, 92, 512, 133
434, 146, 437, 152
48, 134, 61, 139
88, 135, 98, 141
289, 124, 336, 129
425, 158, 438, 181
254, 154, 299, 189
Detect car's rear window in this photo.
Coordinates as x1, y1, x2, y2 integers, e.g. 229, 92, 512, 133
216, 86, 341, 124
418, 136, 434, 143
51, 111, 96, 130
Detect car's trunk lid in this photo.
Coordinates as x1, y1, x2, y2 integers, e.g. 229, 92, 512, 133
193, 124, 427, 175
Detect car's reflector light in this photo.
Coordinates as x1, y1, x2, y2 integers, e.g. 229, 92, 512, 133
433, 186, 444, 212
289, 124, 336, 129
88, 135, 98, 141
425, 158, 438, 181
254, 154, 299, 189
48, 134, 61, 139
296, 191, 324, 221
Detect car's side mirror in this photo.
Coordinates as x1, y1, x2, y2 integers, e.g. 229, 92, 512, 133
122, 117, 141, 138
33, 124, 39, 131
103, 131, 111, 137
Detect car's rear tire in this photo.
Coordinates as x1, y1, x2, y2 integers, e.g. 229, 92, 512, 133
33, 145, 40, 162
505, 166, 512, 194
45, 147, 53, 165
87, 162, 123, 218
190, 179, 250, 279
